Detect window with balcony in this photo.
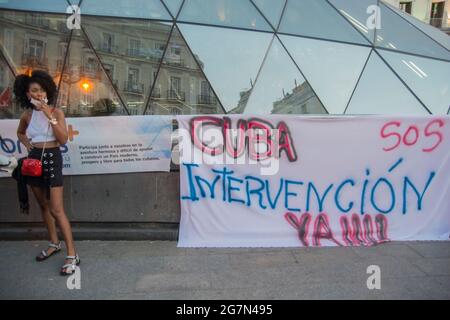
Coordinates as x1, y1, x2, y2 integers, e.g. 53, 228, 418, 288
129, 39, 141, 56
28, 39, 44, 58
170, 76, 181, 93
430, 1, 445, 28
103, 63, 114, 79
155, 43, 166, 51
28, 14, 50, 28
102, 33, 115, 53
171, 45, 181, 56
399, 2, 412, 14
128, 68, 139, 85
124, 67, 143, 93
198, 80, 216, 104
85, 57, 97, 73
168, 76, 184, 100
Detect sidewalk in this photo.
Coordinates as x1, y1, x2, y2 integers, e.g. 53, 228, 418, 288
0, 241, 449, 299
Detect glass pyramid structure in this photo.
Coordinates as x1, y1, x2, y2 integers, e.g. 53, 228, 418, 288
0, 0, 449, 117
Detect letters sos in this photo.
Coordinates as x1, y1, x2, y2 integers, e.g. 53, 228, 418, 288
380, 119, 445, 152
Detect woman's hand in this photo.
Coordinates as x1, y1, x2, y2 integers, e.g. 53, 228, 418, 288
26, 144, 34, 152
39, 102, 54, 120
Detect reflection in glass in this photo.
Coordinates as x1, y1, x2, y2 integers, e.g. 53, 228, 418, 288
346, 52, 427, 115
328, 0, 377, 43
0, 58, 18, 119
375, 3, 450, 60
280, 34, 371, 114
0, 11, 71, 74
0, 10, 71, 118
381, 50, 450, 114
251, 0, 286, 29
162, 0, 183, 18
79, 0, 171, 20
178, 23, 272, 112
278, 0, 369, 45
146, 27, 223, 115
83, 17, 173, 115
244, 37, 326, 115
382, 2, 450, 51
0, 0, 69, 13
178, 0, 272, 31
58, 29, 122, 117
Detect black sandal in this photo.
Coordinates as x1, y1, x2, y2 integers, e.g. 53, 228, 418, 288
36, 242, 62, 261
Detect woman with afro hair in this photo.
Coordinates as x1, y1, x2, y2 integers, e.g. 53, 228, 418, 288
14, 70, 80, 276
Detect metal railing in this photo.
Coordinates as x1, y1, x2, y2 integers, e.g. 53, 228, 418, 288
151, 87, 161, 98
166, 90, 185, 101
123, 81, 144, 94
197, 94, 217, 105
98, 44, 119, 54
22, 53, 48, 68
80, 66, 100, 78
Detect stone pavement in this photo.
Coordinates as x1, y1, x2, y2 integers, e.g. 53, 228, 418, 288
0, 241, 449, 299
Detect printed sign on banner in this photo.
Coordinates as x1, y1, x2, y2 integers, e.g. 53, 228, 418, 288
177, 115, 450, 247
0, 115, 173, 176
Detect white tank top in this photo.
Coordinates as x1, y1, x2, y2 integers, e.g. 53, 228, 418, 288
26, 110, 56, 143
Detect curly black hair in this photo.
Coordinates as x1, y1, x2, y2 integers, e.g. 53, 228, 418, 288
13, 70, 57, 109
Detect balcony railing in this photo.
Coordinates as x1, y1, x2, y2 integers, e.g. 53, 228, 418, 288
22, 54, 48, 69
197, 94, 217, 105
164, 59, 185, 67
127, 48, 145, 57
98, 44, 119, 54
80, 66, 100, 79
151, 87, 161, 98
166, 90, 185, 101
123, 81, 144, 94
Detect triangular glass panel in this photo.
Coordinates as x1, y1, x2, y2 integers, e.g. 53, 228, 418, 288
58, 28, 124, 117
145, 26, 223, 115
280, 34, 371, 114
244, 36, 326, 115
0, 0, 70, 14
328, 0, 378, 44
161, 0, 183, 19
251, 0, 286, 30
380, 50, 450, 114
375, 2, 450, 60
382, 1, 450, 52
79, 0, 171, 20
178, 0, 272, 31
278, 0, 369, 45
177, 23, 273, 112
83, 16, 173, 115
0, 57, 19, 119
346, 52, 428, 115
0, 10, 71, 75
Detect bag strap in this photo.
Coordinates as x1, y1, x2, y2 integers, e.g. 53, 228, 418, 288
39, 107, 56, 162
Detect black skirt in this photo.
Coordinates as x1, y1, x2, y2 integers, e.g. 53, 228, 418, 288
26, 146, 64, 190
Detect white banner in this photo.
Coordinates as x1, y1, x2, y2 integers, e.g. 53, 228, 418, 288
0, 115, 173, 176
177, 115, 450, 247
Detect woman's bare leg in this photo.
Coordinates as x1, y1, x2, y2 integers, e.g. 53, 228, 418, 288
49, 186, 76, 258
30, 186, 59, 249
